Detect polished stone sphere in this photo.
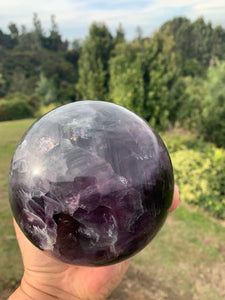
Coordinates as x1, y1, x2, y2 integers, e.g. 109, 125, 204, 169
9, 101, 174, 266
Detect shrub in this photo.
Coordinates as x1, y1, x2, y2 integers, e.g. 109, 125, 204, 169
4, 92, 41, 117
0, 99, 33, 121
35, 103, 58, 118
164, 133, 225, 219
199, 60, 225, 147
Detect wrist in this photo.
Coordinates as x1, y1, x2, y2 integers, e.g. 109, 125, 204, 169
8, 281, 55, 300
9, 275, 81, 300
8, 285, 31, 300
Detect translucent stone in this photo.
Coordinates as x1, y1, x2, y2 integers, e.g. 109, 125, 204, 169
8, 101, 174, 266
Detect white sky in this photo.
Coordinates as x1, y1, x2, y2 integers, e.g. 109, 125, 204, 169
0, 0, 225, 41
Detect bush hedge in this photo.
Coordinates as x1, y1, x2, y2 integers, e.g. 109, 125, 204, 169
163, 133, 225, 219
0, 99, 33, 121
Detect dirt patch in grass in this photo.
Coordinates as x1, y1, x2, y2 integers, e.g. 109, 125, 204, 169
109, 263, 191, 300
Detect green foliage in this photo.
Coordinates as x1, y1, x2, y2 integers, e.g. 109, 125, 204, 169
6, 92, 41, 114
164, 133, 225, 219
26, 93, 41, 112
0, 98, 33, 121
172, 76, 205, 130
110, 32, 182, 130
109, 41, 145, 116
0, 14, 75, 105
199, 60, 225, 147
167, 61, 225, 148
0, 93, 41, 120
35, 103, 58, 118
0, 70, 7, 97
35, 73, 57, 105
76, 22, 113, 100
173, 61, 225, 147
114, 24, 126, 45
1, 15, 225, 142
0, 16, 225, 150
0, 73, 4, 85
160, 17, 225, 75
0, 28, 17, 49
146, 31, 181, 129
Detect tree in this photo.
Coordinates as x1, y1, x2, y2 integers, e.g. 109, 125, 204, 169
171, 76, 205, 129
109, 41, 145, 116
33, 13, 43, 36
0, 15, 76, 102
199, 60, 225, 147
160, 17, 221, 76
0, 73, 4, 85
65, 39, 81, 83
160, 17, 192, 58
0, 73, 6, 96
9, 68, 32, 94
76, 22, 113, 100
211, 25, 225, 62
35, 73, 57, 105
41, 15, 67, 51
2, 49, 42, 94
191, 17, 213, 67
8, 23, 19, 47
114, 24, 125, 45
0, 29, 16, 49
0, 98, 33, 121
40, 51, 77, 102
110, 30, 181, 129
144, 31, 181, 129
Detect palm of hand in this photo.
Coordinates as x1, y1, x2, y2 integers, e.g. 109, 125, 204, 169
13, 220, 130, 300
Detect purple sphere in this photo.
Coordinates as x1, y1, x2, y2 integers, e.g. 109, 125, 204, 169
9, 101, 173, 266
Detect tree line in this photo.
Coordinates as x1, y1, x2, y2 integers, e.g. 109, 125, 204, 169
0, 14, 225, 147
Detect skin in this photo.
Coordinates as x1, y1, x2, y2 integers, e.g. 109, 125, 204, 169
9, 185, 179, 300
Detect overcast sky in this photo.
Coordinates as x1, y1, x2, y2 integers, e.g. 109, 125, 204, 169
1, 0, 225, 41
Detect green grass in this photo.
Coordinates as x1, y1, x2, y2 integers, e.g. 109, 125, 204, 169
0, 119, 34, 217
0, 119, 35, 298
0, 119, 35, 197
134, 205, 225, 299
0, 119, 225, 299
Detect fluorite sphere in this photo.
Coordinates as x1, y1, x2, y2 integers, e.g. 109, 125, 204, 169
9, 101, 174, 266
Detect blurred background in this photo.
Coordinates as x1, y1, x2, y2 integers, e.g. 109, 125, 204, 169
0, 1, 225, 299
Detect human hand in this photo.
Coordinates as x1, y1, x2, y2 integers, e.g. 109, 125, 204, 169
9, 185, 179, 300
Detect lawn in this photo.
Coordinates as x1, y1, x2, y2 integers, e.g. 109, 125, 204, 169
0, 119, 34, 298
0, 119, 225, 300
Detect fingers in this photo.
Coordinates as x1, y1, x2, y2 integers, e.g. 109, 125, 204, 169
170, 185, 179, 212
